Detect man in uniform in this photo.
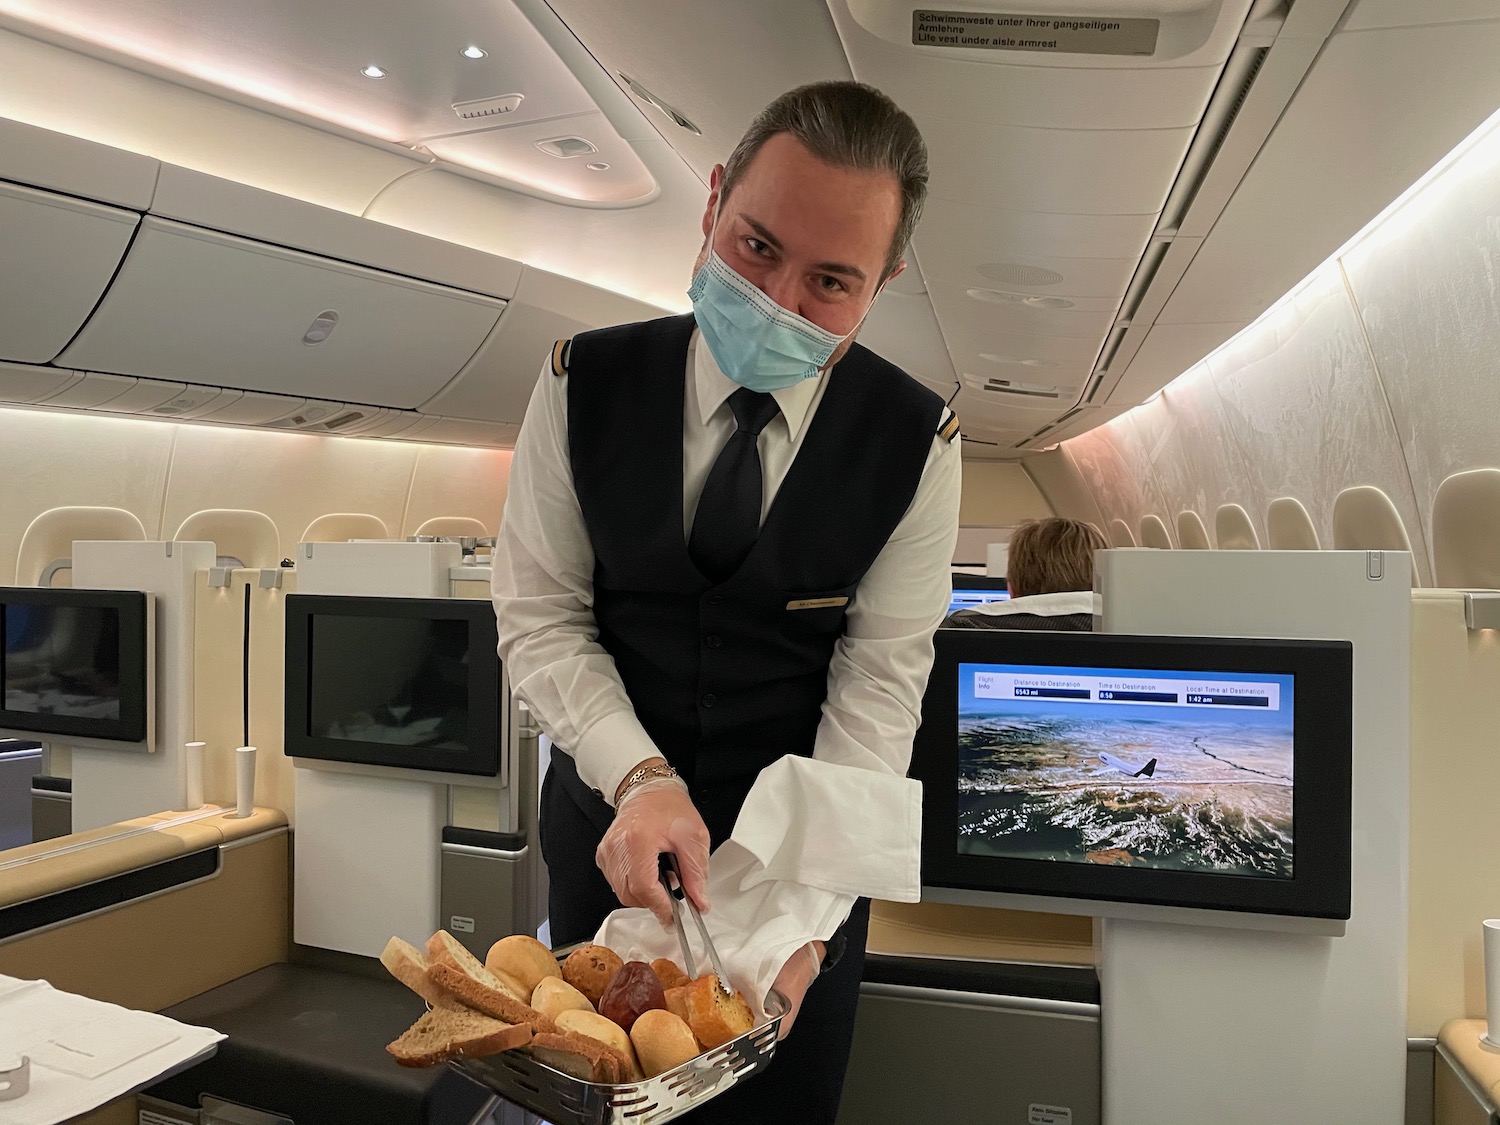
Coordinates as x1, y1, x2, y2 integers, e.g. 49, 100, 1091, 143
492, 80, 961, 1122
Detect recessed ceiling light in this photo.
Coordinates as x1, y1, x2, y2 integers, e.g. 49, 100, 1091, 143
1023, 296, 1075, 309
361, 65, 387, 79
461, 45, 487, 59
586, 162, 611, 172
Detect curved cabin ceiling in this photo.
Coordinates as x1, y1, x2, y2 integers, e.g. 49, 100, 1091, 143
1, 0, 1499, 457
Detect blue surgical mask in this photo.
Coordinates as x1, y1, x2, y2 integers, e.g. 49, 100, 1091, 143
688, 252, 849, 393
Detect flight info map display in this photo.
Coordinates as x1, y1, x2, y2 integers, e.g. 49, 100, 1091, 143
957, 662, 1295, 879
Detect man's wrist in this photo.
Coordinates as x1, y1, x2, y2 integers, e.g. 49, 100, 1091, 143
614, 758, 679, 805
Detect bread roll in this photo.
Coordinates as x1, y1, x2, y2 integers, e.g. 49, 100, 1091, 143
681, 975, 754, 1049
562, 943, 624, 1006
650, 958, 692, 991
663, 984, 692, 1027
531, 976, 594, 1021
630, 1009, 700, 1078
486, 934, 562, 996
555, 1009, 644, 1080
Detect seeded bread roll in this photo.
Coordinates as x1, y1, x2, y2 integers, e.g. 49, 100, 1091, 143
630, 1009, 700, 1078
486, 934, 562, 996
387, 1007, 531, 1068
681, 975, 754, 1049
562, 943, 625, 1006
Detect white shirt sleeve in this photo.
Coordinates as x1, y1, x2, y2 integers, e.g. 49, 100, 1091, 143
491, 361, 661, 804
813, 432, 963, 776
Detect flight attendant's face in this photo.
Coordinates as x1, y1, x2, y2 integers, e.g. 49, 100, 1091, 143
694, 132, 906, 368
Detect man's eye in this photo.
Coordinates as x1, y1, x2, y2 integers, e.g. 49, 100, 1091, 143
746, 238, 771, 256
817, 275, 846, 293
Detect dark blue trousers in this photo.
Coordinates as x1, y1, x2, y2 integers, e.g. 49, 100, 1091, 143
539, 756, 869, 1125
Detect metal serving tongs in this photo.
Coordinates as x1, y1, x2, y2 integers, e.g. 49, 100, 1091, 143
657, 852, 734, 996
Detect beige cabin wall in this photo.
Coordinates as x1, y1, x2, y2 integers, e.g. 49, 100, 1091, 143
4, 408, 512, 587
957, 461, 1052, 527
1052, 107, 1500, 583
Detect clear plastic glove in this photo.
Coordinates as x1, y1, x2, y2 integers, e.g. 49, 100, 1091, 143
595, 776, 711, 928
770, 940, 824, 1040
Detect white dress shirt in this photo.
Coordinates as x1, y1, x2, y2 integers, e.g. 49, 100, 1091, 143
491, 328, 962, 804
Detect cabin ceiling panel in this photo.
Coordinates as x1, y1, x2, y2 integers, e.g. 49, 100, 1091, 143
540, 0, 852, 182
364, 138, 701, 313
928, 279, 1117, 341
918, 200, 1159, 267
1204, 264, 1430, 584
0, 0, 665, 205
1341, 110, 1500, 580
857, 288, 959, 397
1157, 16, 1500, 327
1342, 0, 1500, 30
0, 27, 426, 214
1106, 320, 1247, 403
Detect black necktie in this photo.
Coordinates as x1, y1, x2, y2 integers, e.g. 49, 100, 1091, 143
689, 387, 781, 583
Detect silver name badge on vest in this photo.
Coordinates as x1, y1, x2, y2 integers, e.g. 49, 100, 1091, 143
786, 597, 850, 610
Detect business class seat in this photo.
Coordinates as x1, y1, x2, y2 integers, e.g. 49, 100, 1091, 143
412, 516, 490, 538
174, 508, 282, 569
1214, 503, 1260, 550
301, 512, 390, 543
1176, 510, 1211, 549
146, 963, 495, 1125
1431, 468, 1500, 587
1266, 497, 1320, 550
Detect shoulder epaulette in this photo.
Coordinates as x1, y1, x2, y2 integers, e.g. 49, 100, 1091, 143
551, 337, 572, 377
937, 407, 961, 444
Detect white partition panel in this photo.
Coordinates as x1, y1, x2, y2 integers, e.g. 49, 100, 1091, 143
1096, 549, 1410, 1125
70, 539, 216, 831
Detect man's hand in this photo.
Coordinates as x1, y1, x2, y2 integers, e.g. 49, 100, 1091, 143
770, 941, 824, 1040
595, 776, 711, 927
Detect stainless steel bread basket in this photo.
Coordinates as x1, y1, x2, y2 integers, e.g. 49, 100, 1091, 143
451, 988, 787, 1125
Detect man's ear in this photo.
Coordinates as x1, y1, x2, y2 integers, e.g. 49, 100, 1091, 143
883, 259, 908, 287
701, 164, 725, 240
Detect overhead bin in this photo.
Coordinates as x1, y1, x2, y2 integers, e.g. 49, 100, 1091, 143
57, 218, 507, 410
0, 362, 81, 404
0, 181, 139, 364
0, 117, 158, 209
421, 265, 662, 422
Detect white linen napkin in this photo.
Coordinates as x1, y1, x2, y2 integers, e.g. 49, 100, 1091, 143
595, 755, 922, 1012
0, 975, 224, 1125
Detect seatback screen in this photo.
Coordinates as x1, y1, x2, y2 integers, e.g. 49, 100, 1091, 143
4, 604, 123, 721
958, 663, 1294, 879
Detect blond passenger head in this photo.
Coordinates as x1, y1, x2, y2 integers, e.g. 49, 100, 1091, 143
1006, 518, 1108, 600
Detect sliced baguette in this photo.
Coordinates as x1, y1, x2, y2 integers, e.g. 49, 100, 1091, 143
380, 936, 458, 1009
429, 960, 556, 1035
387, 1006, 532, 1068
528, 1030, 632, 1084
426, 929, 531, 1002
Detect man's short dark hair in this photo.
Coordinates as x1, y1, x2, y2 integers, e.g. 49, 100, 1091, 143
720, 81, 928, 280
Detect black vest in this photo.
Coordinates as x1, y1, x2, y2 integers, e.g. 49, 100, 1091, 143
564, 314, 941, 840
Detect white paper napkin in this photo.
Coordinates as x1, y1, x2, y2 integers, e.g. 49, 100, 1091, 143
0, 976, 223, 1125
596, 755, 922, 1011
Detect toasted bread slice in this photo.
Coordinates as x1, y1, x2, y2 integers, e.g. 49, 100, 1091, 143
528, 1030, 632, 1084
387, 1006, 532, 1068
425, 929, 530, 1002
681, 975, 754, 1049
429, 960, 556, 1035
380, 936, 458, 1009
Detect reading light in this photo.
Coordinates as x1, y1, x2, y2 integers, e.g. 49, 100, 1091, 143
586, 162, 610, 172
461, 45, 487, 59
361, 65, 387, 79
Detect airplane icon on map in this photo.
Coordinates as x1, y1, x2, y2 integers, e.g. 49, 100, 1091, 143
1098, 752, 1158, 778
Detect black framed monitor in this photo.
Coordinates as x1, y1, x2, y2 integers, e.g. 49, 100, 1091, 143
0, 587, 152, 745
285, 594, 502, 776
913, 629, 1353, 919
948, 572, 1009, 616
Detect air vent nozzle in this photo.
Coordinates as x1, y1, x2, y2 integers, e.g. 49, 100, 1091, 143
452, 94, 524, 120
